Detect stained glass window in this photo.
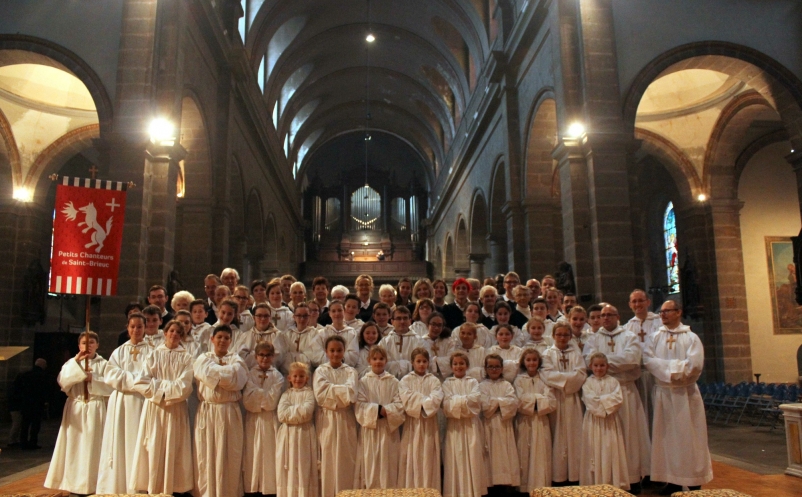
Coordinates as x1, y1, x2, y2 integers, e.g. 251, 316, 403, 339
664, 202, 679, 294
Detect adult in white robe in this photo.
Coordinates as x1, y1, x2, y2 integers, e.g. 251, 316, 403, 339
45, 352, 113, 495
644, 301, 713, 489
379, 329, 423, 379
624, 289, 662, 426
242, 364, 284, 495
277, 384, 318, 497
584, 308, 651, 486
96, 340, 151, 494
514, 372, 556, 492
580, 374, 630, 489
398, 370, 443, 489
268, 302, 293, 332
355, 370, 406, 489
313, 361, 359, 497
479, 377, 520, 488
129, 343, 195, 494
540, 343, 586, 483
442, 374, 487, 497
193, 349, 249, 497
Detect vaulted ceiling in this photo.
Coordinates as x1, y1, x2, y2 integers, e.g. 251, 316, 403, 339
243, 0, 499, 187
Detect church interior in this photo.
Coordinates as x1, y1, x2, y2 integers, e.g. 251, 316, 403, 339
1, 0, 802, 496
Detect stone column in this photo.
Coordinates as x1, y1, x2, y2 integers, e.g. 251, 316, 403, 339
469, 253, 489, 280
522, 198, 560, 281
553, 136, 595, 299
487, 235, 507, 277
502, 201, 527, 273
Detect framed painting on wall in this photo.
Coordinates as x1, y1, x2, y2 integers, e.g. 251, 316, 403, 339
766, 236, 802, 334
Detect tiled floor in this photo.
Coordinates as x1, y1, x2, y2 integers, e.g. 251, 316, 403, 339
1, 418, 801, 496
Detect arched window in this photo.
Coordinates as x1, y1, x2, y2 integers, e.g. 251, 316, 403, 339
663, 202, 679, 294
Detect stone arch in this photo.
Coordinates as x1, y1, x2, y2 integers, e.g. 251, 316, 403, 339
469, 190, 488, 254
30, 124, 100, 200
455, 216, 469, 276
444, 234, 455, 280
0, 35, 114, 135
488, 159, 508, 276
0, 108, 20, 201
244, 189, 265, 283
634, 128, 699, 207
623, 42, 802, 151
523, 92, 560, 277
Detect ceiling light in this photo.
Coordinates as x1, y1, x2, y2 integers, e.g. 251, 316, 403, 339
366, 33, 375, 43
566, 122, 586, 139
13, 187, 33, 202
148, 118, 175, 146
697, 193, 707, 202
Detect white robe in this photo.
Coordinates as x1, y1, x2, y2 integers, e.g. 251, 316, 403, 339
143, 330, 165, 348
277, 386, 318, 497
379, 330, 423, 378
191, 322, 213, 353
490, 323, 527, 347
355, 371, 405, 489
540, 345, 586, 483
514, 373, 556, 492
268, 303, 294, 332
625, 312, 661, 425
442, 375, 488, 497
418, 335, 452, 377
239, 310, 255, 332
644, 324, 713, 487
313, 362, 359, 497
129, 344, 195, 494
584, 326, 651, 482
488, 345, 524, 382
455, 323, 495, 348
277, 326, 325, 376
437, 343, 486, 380
410, 320, 428, 337
398, 372, 443, 489
242, 365, 284, 494
317, 324, 359, 367
479, 378, 520, 487
520, 337, 554, 355
45, 355, 113, 495
235, 326, 284, 369
96, 341, 151, 494
580, 375, 630, 489
193, 351, 248, 497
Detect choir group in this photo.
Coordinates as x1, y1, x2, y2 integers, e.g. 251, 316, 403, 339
43, 272, 714, 497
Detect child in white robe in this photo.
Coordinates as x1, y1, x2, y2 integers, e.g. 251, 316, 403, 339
97, 312, 152, 495
488, 323, 524, 382
45, 331, 113, 495
277, 362, 318, 497
453, 302, 494, 348
190, 298, 213, 353
142, 304, 165, 348
580, 352, 630, 490
520, 316, 554, 353
355, 345, 406, 488
174, 310, 201, 358
212, 298, 243, 344
313, 335, 359, 497
129, 319, 195, 495
438, 322, 486, 380
356, 321, 381, 377
379, 305, 422, 378
278, 304, 325, 376
267, 279, 293, 332
194, 324, 249, 497
514, 348, 556, 492
317, 300, 359, 367
540, 322, 587, 485
242, 342, 284, 495
398, 347, 443, 489
418, 312, 451, 378
442, 351, 488, 497
479, 354, 520, 491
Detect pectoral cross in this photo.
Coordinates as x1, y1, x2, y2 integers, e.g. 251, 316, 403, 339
607, 336, 616, 351
431, 341, 439, 356
259, 371, 268, 385
88, 165, 98, 179
397, 334, 404, 352
559, 352, 570, 370
295, 334, 301, 352
666, 334, 676, 350
83, 356, 90, 403
130, 346, 140, 361
638, 326, 647, 343
218, 357, 226, 365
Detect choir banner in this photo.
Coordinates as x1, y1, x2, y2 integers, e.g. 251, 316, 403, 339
49, 176, 128, 296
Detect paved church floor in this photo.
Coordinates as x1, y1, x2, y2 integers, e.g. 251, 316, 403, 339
0, 419, 800, 496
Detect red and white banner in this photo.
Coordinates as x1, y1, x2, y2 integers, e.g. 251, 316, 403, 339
49, 176, 128, 296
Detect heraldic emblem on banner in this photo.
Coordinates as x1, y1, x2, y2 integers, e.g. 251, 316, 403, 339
49, 176, 128, 296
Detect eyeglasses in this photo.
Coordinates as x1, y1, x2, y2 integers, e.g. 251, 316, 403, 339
295, 314, 310, 319
659, 309, 679, 315
486, 365, 502, 370
254, 314, 271, 319
256, 353, 273, 358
